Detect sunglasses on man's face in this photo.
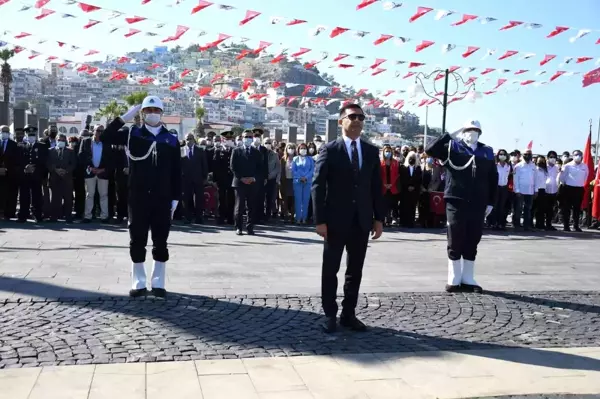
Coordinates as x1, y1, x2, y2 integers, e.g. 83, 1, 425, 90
344, 114, 365, 122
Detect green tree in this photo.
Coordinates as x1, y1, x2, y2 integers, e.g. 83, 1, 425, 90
0, 49, 15, 124
195, 106, 206, 135
123, 91, 148, 106
95, 100, 127, 122
195, 106, 205, 120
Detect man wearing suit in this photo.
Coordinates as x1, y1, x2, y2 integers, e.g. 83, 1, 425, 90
252, 128, 270, 223
17, 125, 48, 223
182, 132, 209, 224
79, 124, 112, 223
230, 129, 263, 236
0, 125, 19, 220
399, 151, 423, 228
46, 134, 76, 222
39, 126, 58, 218
312, 104, 384, 333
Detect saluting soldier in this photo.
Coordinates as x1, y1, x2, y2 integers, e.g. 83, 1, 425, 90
213, 131, 235, 224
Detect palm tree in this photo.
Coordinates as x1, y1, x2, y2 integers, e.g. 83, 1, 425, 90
123, 91, 148, 106
0, 49, 15, 124
195, 106, 205, 135
95, 100, 127, 123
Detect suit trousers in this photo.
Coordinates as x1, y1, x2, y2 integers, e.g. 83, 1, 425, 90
254, 178, 266, 222
400, 190, 419, 227
264, 179, 277, 221
218, 185, 235, 223
128, 199, 171, 263
0, 176, 18, 219
183, 180, 205, 222
49, 176, 73, 220
42, 178, 51, 218
234, 183, 258, 230
18, 175, 43, 221
561, 185, 584, 228
446, 199, 486, 262
321, 218, 370, 317
116, 172, 128, 219
84, 176, 109, 220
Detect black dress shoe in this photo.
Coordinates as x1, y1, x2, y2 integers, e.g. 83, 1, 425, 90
462, 284, 483, 294
563, 226, 571, 232
129, 288, 148, 298
101, 218, 111, 224
247, 228, 255, 235
445, 284, 461, 293
151, 288, 167, 298
184, 219, 192, 225
574, 226, 583, 232
340, 315, 367, 331
81, 219, 91, 224
235, 229, 243, 236
545, 226, 557, 231
194, 219, 204, 225
322, 316, 337, 333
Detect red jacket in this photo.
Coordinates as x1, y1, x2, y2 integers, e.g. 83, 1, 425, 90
380, 159, 400, 194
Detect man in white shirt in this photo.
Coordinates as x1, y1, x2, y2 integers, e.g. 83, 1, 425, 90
513, 149, 536, 230
541, 151, 560, 230
559, 149, 589, 232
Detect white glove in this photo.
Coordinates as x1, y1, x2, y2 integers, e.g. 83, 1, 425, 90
485, 205, 493, 218
449, 127, 463, 140
171, 200, 179, 220
121, 104, 142, 123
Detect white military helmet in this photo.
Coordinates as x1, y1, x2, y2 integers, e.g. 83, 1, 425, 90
463, 119, 482, 133
141, 95, 164, 111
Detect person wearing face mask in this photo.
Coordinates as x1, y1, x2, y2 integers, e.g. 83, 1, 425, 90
0, 125, 19, 220
305, 142, 319, 223
561, 151, 572, 165
263, 138, 281, 223
401, 145, 410, 161
559, 149, 589, 232
280, 144, 297, 223
100, 95, 182, 298
542, 151, 560, 231
46, 133, 76, 222
425, 120, 497, 294
487, 150, 510, 230
213, 131, 236, 225
532, 155, 549, 229
230, 130, 263, 235
313, 136, 324, 155
205, 131, 217, 174
380, 145, 400, 226
291, 143, 315, 224
513, 149, 537, 231
399, 151, 422, 228
236, 135, 243, 147
181, 133, 208, 225
393, 148, 403, 164
252, 128, 269, 224
40, 127, 58, 219
16, 125, 47, 223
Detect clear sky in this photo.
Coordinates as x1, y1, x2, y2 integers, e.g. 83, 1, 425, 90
1, 0, 600, 153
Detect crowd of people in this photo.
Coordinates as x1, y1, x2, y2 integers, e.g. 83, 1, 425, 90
0, 122, 595, 233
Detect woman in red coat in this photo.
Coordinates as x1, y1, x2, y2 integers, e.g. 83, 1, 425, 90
380, 145, 400, 226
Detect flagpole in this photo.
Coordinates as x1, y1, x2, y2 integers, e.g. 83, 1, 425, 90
596, 117, 600, 164
423, 106, 429, 148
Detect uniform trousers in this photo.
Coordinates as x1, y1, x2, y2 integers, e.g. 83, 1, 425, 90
446, 199, 486, 262
0, 175, 18, 219
18, 175, 43, 221
321, 216, 369, 317
218, 185, 235, 223
234, 183, 258, 230
128, 198, 171, 263
115, 172, 128, 220
561, 185, 584, 228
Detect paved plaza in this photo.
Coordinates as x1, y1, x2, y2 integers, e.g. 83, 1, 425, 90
0, 222, 599, 398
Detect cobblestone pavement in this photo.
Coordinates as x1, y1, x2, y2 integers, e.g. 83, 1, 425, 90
1, 291, 599, 368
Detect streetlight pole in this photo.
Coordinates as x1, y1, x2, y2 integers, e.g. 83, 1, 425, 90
441, 69, 449, 135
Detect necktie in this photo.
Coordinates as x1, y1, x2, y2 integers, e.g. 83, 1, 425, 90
59, 149, 63, 160
351, 140, 359, 175
246, 147, 250, 156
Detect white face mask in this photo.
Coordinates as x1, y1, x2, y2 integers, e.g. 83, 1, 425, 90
574, 155, 582, 163
27, 136, 37, 144
562, 156, 569, 162
1, 132, 9, 140
548, 158, 556, 166
226, 140, 234, 148
265, 144, 272, 150
206, 140, 212, 146
199, 145, 206, 150
462, 131, 479, 146
498, 155, 506, 161
299, 149, 307, 156
253, 137, 261, 145
287, 149, 295, 155
309, 148, 315, 155
236, 141, 243, 147
144, 113, 161, 126
56, 141, 66, 149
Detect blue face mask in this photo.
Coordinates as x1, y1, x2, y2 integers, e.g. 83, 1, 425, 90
383, 152, 392, 158
243, 138, 253, 147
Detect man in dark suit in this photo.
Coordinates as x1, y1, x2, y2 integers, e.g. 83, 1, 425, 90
79, 124, 113, 223
39, 125, 58, 218
46, 134, 77, 222
0, 125, 19, 220
182, 132, 208, 224
230, 129, 263, 235
17, 125, 48, 223
213, 131, 235, 225
399, 151, 423, 228
312, 104, 384, 333
252, 128, 270, 223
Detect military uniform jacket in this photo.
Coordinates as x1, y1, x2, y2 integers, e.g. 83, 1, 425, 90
213, 148, 234, 188
17, 141, 48, 180
425, 133, 498, 206
101, 120, 182, 203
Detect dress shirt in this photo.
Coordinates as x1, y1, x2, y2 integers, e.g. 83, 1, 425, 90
496, 163, 510, 186
408, 165, 414, 176
545, 164, 560, 194
560, 162, 589, 187
343, 135, 362, 169
513, 161, 537, 195
92, 140, 103, 168
186, 145, 194, 158
1, 139, 7, 153
534, 168, 547, 191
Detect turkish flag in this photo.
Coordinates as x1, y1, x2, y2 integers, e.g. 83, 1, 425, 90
191, 1, 212, 14
408, 62, 425, 68
452, 14, 478, 26
79, 3, 101, 12
547, 26, 569, 38
403, 72, 416, 79
369, 58, 386, 69
242, 78, 254, 91
583, 67, 600, 87
582, 132, 595, 210
429, 192, 445, 216
498, 50, 518, 60
291, 48, 311, 57
333, 53, 349, 62
462, 46, 479, 58
481, 68, 495, 75
196, 87, 212, 96
330, 27, 350, 38
162, 25, 190, 42
592, 162, 600, 219
374, 34, 393, 45
499, 21, 523, 30
126, 16, 146, 24
409, 6, 433, 22
169, 82, 184, 91
493, 79, 507, 90
35, 8, 54, 19
521, 80, 535, 86
514, 69, 528, 75
239, 10, 261, 25
83, 20, 100, 29
550, 71, 566, 82
540, 54, 556, 66
415, 40, 435, 52
286, 19, 306, 26
577, 57, 593, 64
124, 29, 141, 38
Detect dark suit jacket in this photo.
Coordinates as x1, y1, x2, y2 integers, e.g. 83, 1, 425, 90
47, 147, 77, 180
311, 137, 385, 233
229, 145, 263, 188
181, 145, 208, 185
0, 139, 19, 177
256, 145, 269, 182
400, 164, 423, 195
78, 137, 113, 180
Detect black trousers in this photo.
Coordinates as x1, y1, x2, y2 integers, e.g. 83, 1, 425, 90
254, 178, 265, 222
537, 191, 557, 228
264, 179, 277, 221
49, 176, 73, 220
321, 218, 370, 317
400, 190, 419, 227
218, 185, 235, 223
128, 199, 171, 263
488, 185, 508, 227
234, 183, 257, 230
73, 176, 85, 218
183, 180, 204, 222
108, 176, 116, 219
561, 185, 584, 228
0, 176, 18, 219
384, 191, 399, 223
18, 176, 43, 221
116, 173, 128, 219
446, 199, 486, 261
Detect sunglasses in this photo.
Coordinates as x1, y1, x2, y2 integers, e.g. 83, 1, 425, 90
345, 114, 366, 122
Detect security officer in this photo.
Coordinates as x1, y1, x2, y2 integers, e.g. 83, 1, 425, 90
100, 96, 182, 298
425, 120, 498, 294
17, 125, 48, 223
213, 131, 235, 224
